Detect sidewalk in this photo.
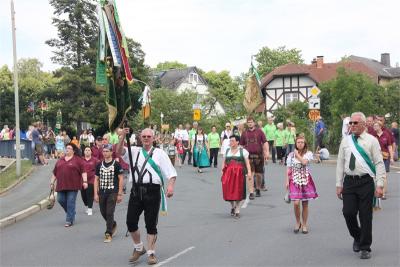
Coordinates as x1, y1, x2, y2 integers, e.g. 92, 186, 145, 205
0, 160, 56, 219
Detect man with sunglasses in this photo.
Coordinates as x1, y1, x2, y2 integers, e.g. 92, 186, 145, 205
336, 112, 385, 260
117, 128, 177, 265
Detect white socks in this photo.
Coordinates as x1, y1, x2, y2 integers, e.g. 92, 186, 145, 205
147, 250, 155, 256
134, 242, 144, 251
87, 208, 92, 215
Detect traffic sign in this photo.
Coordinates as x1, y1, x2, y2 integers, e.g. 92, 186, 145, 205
310, 86, 321, 97
193, 109, 201, 121
308, 98, 320, 109
308, 109, 320, 121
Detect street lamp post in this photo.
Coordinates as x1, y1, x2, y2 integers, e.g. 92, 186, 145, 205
11, 0, 21, 176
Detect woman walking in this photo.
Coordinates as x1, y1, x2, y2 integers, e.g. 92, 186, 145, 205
192, 127, 210, 173
373, 121, 394, 199
50, 143, 87, 227
221, 135, 251, 218
285, 136, 318, 234
81, 146, 99, 216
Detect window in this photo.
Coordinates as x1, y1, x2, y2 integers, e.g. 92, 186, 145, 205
285, 92, 299, 105
189, 73, 199, 84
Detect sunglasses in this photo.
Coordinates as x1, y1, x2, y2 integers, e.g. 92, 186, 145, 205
141, 135, 152, 138
349, 121, 360, 125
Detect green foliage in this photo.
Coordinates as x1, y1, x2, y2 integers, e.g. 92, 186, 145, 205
154, 61, 187, 71
319, 68, 398, 152
132, 89, 197, 130
202, 70, 246, 118
272, 101, 312, 144
255, 46, 304, 76
46, 0, 98, 68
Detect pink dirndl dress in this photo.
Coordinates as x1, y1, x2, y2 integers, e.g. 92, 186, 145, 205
287, 151, 318, 200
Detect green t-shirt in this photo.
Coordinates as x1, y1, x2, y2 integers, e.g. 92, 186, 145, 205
263, 124, 276, 141
189, 129, 196, 140
109, 132, 119, 144
274, 130, 286, 146
208, 132, 220, 148
284, 128, 296, 145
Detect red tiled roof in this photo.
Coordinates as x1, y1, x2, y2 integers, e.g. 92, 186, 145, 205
260, 61, 378, 88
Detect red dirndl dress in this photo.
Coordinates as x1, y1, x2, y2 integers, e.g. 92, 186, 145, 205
221, 149, 246, 201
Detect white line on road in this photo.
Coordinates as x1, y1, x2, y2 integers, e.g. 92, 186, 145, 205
154, 246, 195, 267
241, 194, 250, 209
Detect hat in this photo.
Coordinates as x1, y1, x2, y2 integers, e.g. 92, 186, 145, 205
225, 123, 231, 127
96, 136, 103, 140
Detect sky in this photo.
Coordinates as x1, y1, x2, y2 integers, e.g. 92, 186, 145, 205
1, 0, 399, 77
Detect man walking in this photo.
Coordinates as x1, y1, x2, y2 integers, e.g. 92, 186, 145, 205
117, 128, 177, 265
336, 112, 385, 259
315, 116, 326, 152
240, 116, 269, 199
208, 125, 221, 167
94, 144, 124, 243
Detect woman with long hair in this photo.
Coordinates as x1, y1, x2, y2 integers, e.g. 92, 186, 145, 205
285, 136, 318, 234
191, 127, 210, 173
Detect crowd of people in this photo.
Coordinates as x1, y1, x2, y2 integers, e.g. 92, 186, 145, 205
2, 110, 397, 264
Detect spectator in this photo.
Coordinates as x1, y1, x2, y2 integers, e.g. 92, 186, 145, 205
315, 116, 326, 152
391, 122, 399, 161
315, 145, 330, 163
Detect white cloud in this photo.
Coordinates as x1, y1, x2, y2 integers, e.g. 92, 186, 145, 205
1, 0, 399, 75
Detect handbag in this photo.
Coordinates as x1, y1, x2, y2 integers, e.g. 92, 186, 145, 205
284, 190, 291, 204
47, 187, 55, 209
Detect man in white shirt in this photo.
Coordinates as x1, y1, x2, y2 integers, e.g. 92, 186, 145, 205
336, 112, 384, 260
117, 128, 176, 265
341, 114, 351, 137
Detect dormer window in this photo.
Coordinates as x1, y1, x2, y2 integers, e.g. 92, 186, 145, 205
189, 73, 199, 84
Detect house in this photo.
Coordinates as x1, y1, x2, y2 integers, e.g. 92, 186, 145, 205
153, 66, 225, 115
257, 53, 400, 115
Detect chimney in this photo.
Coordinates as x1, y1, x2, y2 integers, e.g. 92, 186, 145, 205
311, 58, 317, 65
316, 56, 324, 68
381, 53, 390, 67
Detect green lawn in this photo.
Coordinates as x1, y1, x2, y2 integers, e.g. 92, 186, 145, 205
0, 160, 33, 191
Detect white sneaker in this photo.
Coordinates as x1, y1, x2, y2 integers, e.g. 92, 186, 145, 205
87, 208, 92, 216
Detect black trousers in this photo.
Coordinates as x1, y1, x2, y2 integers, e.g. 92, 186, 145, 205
276, 146, 285, 160
209, 148, 219, 167
126, 184, 161, 235
268, 140, 276, 162
99, 192, 117, 235
80, 183, 94, 208
342, 175, 374, 251
181, 141, 191, 164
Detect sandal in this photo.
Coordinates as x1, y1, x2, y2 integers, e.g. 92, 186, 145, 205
234, 213, 240, 219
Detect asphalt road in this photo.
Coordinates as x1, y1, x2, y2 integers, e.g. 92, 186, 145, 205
1, 160, 399, 267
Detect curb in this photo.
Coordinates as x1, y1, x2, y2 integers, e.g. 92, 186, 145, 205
0, 166, 36, 195
0, 193, 56, 229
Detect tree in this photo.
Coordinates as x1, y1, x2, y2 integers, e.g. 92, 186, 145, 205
202, 70, 246, 118
319, 67, 388, 152
154, 61, 187, 71
255, 46, 304, 76
46, 0, 98, 69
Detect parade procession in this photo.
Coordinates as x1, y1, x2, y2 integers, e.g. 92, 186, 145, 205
0, 0, 399, 266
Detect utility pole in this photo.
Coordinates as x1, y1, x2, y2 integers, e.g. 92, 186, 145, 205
11, 0, 21, 176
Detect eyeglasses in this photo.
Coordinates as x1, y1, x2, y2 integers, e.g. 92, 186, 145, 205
141, 135, 152, 138
349, 121, 360, 125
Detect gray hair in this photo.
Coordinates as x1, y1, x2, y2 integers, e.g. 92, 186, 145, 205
141, 128, 155, 137
277, 122, 283, 128
351, 112, 366, 122
192, 122, 198, 126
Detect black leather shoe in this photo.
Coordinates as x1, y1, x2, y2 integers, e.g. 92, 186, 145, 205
353, 241, 360, 252
255, 189, 261, 197
360, 250, 371, 259
249, 193, 255, 200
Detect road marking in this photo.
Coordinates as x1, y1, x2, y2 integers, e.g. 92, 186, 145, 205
241, 194, 250, 209
154, 246, 195, 267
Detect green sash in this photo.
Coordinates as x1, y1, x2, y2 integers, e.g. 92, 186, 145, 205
351, 135, 376, 175
142, 148, 168, 215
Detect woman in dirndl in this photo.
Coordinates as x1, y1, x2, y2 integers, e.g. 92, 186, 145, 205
192, 127, 210, 173
285, 136, 318, 234
221, 135, 251, 218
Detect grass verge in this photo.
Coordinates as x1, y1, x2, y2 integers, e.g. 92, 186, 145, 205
0, 160, 33, 191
